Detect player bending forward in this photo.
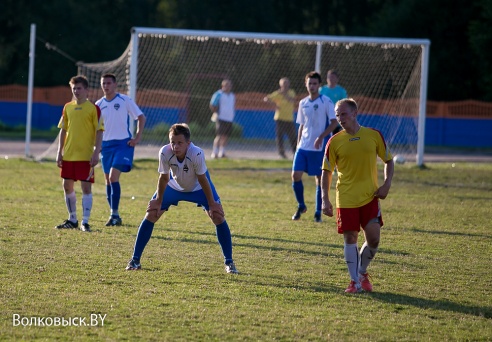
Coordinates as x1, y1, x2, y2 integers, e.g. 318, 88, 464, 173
321, 98, 394, 293
126, 123, 239, 274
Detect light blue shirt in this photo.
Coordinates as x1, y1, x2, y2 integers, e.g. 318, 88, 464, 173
319, 85, 347, 105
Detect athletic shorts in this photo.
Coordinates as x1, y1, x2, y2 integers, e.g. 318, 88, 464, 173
292, 148, 324, 176
336, 197, 383, 234
101, 138, 134, 174
61, 160, 94, 183
216, 120, 233, 137
154, 172, 221, 211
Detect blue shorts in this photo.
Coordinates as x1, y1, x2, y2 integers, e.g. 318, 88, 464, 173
101, 138, 135, 174
292, 149, 324, 176
154, 172, 221, 211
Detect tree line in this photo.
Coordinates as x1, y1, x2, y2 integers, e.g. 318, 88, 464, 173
1, 0, 491, 101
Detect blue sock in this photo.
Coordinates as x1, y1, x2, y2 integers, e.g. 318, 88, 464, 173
316, 184, 322, 213
106, 184, 111, 207
292, 180, 305, 208
110, 182, 121, 217
216, 221, 233, 264
132, 219, 155, 260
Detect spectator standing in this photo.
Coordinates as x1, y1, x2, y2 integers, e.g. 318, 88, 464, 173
264, 77, 297, 159
210, 79, 235, 158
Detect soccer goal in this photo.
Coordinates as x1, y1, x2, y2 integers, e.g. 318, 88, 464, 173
38, 27, 430, 164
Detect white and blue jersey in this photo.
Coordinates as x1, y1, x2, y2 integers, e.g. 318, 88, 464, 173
296, 94, 336, 152
210, 90, 235, 122
159, 143, 210, 192
97, 93, 143, 173
157, 142, 220, 210
96, 93, 143, 142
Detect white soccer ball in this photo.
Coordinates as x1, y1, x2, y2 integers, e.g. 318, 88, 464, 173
393, 155, 406, 164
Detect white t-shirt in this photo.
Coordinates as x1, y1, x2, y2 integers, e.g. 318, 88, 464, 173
158, 142, 208, 192
210, 90, 235, 122
95, 93, 144, 141
296, 94, 336, 151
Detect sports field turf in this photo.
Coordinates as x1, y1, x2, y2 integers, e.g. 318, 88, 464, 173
1, 158, 490, 341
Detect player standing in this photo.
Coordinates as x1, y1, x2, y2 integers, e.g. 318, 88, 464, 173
291, 71, 338, 222
55, 75, 104, 232
264, 77, 297, 159
125, 123, 239, 274
321, 98, 394, 293
209, 79, 235, 159
319, 70, 348, 135
96, 73, 146, 227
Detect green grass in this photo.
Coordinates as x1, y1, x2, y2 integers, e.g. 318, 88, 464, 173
0, 158, 491, 341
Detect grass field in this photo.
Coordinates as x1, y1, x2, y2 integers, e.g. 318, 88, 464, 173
1, 158, 491, 341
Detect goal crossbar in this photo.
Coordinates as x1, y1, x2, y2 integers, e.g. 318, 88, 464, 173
36, 27, 430, 164
129, 27, 430, 165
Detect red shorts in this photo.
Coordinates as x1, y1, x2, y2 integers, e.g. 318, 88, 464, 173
60, 161, 94, 183
336, 197, 383, 234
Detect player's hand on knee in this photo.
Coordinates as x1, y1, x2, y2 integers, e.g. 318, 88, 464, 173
147, 199, 161, 212
146, 199, 165, 221
208, 202, 225, 224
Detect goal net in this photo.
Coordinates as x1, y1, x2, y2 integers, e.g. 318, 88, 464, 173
37, 27, 430, 163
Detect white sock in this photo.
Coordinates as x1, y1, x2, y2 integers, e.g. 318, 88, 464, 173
82, 193, 93, 224
359, 241, 378, 275
65, 191, 77, 222
344, 243, 360, 282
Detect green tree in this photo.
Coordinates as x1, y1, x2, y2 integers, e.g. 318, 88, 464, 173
366, 0, 482, 100
469, 0, 492, 101
0, 0, 160, 86
1, 0, 491, 101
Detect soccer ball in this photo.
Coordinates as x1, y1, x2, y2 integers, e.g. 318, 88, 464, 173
393, 155, 406, 164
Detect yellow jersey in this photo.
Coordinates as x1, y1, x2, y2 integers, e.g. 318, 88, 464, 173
323, 126, 392, 208
266, 89, 296, 122
58, 100, 104, 161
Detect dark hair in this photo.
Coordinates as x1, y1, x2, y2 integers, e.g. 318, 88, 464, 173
327, 69, 339, 77
101, 73, 117, 82
305, 71, 322, 83
169, 123, 191, 141
69, 75, 89, 88
335, 98, 358, 112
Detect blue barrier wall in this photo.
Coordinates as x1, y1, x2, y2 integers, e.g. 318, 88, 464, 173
1, 102, 491, 148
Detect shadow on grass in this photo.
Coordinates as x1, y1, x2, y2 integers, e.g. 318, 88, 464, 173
151, 234, 340, 258
420, 180, 492, 191
408, 228, 492, 239
367, 291, 492, 319
145, 228, 405, 264
155, 228, 338, 247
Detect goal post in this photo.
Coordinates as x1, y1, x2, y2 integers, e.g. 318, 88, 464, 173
39, 27, 430, 164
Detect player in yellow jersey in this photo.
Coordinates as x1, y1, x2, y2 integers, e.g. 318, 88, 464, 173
55, 75, 104, 232
321, 98, 394, 293
264, 77, 297, 159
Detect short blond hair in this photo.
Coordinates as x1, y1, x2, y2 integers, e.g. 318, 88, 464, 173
335, 98, 358, 112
